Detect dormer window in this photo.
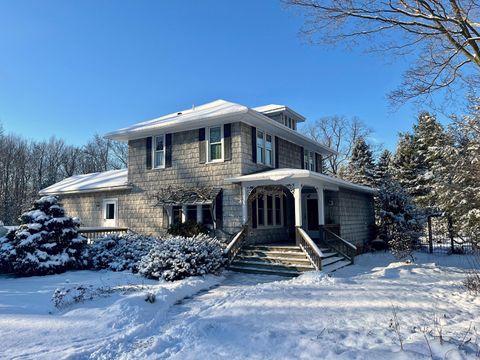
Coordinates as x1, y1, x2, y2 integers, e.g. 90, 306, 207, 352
283, 115, 296, 130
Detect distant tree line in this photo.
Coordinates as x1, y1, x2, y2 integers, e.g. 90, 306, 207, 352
0, 125, 127, 225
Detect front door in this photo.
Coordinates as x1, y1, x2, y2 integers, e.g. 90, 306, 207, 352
103, 199, 118, 227
306, 198, 319, 238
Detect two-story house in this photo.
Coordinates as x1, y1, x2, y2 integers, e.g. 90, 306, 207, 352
40, 100, 375, 274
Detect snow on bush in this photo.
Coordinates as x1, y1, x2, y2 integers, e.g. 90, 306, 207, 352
138, 234, 225, 281
88, 233, 159, 272
0, 196, 87, 276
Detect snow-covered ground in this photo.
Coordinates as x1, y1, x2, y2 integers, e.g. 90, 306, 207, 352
0, 252, 479, 359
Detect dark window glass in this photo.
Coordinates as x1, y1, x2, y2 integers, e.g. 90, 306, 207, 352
275, 196, 282, 225
202, 205, 213, 225
257, 195, 264, 226
266, 195, 273, 225
173, 206, 182, 224
186, 205, 197, 222
106, 203, 115, 219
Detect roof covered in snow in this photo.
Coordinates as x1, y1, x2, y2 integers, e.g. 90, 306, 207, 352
104, 99, 335, 156
252, 104, 306, 122
226, 168, 376, 194
39, 169, 131, 195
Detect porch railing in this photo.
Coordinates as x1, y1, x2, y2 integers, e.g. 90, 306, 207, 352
78, 227, 130, 241
321, 227, 357, 264
296, 226, 324, 271
224, 226, 247, 265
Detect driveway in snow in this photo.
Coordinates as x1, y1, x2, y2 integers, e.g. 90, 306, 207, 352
0, 253, 479, 359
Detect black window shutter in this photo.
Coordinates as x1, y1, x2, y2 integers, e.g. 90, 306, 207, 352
299, 146, 304, 169
224, 123, 232, 161
199, 128, 206, 164
146, 137, 152, 170
315, 153, 323, 173
283, 195, 287, 227
274, 136, 280, 168
215, 191, 223, 229
251, 126, 257, 163
251, 197, 257, 228
165, 134, 172, 168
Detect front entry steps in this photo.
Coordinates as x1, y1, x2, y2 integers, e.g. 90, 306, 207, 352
228, 244, 351, 277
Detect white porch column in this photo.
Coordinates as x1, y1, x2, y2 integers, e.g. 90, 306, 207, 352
317, 187, 325, 226
181, 205, 187, 223
241, 186, 248, 225
293, 184, 302, 227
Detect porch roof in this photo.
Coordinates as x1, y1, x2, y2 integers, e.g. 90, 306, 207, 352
225, 169, 376, 194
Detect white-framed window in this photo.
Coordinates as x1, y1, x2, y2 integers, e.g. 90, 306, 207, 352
207, 126, 223, 162
153, 135, 165, 168
103, 198, 118, 227
254, 191, 283, 228
256, 130, 274, 167
304, 149, 315, 171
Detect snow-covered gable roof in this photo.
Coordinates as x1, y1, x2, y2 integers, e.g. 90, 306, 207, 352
105, 99, 336, 156
39, 169, 130, 196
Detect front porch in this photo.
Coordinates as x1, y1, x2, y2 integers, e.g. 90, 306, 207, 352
225, 169, 376, 275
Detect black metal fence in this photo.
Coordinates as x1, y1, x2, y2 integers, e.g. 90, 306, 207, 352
416, 215, 476, 254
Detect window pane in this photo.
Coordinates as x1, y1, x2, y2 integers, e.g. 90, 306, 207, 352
155, 150, 164, 167
210, 127, 221, 143
202, 205, 213, 225
186, 205, 197, 223
266, 134, 272, 149
257, 195, 264, 226
275, 196, 282, 225
155, 136, 164, 151
106, 203, 115, 219
210, 143, 222, 160
266, 149, 272, 166
266, 195, 273, 225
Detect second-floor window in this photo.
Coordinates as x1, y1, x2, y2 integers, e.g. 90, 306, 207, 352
208, 126, 223, 162
154, 135, 165, 168
304, 149, 315, 171
256, 130, 274, 167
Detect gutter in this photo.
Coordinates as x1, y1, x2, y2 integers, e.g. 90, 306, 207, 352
39, 184, 133, 196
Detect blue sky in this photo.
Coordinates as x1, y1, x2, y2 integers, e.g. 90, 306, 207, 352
0, 0, 443, 150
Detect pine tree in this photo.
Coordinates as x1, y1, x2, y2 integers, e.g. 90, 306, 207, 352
374, 149, 393, 187
376, 178, 425, 260
411, 112, 446, 209
0, 196, 87, 276
392, 133, 418, 197
342, 137, 375, 186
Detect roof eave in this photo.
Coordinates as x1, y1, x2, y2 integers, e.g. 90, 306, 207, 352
39, 184, 133, 196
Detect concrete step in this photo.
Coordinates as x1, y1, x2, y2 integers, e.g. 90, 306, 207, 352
322, 256, 345, 267
228, 265, 300, 277
231, 260, 315, 272
236, 255, 312, 265
240, 249, 308, 259
322, 260, 351, 273
243, 245, 303, 252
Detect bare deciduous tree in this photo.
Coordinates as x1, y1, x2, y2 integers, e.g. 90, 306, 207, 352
304, 115, 372, 175
285, 0, 480, 104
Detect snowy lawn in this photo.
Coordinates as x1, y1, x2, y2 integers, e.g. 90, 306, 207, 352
0, 252, 479, 359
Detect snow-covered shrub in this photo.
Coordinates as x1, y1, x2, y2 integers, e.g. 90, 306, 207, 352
138, 234, 225, 281
0, 196, 87, 276
88, 233, 159, 272
376, 179, 425, 260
